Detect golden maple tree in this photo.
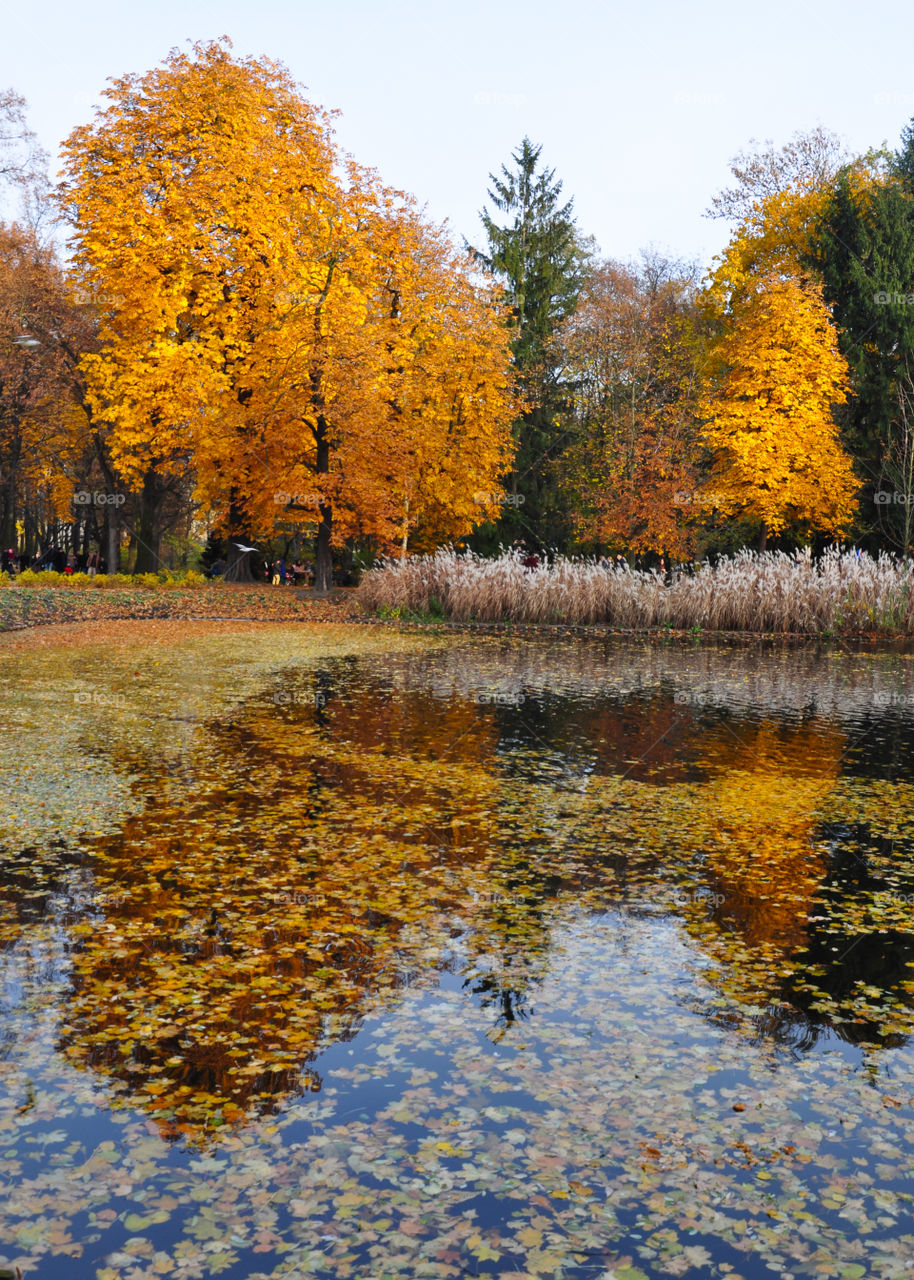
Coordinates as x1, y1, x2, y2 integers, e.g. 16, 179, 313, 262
262, 184, 516, 565
60, 41, 516, 582
698, 274, 858, 545
59, 40, 343, 574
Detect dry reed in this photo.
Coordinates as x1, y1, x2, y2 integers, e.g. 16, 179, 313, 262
357, 546, 914, 634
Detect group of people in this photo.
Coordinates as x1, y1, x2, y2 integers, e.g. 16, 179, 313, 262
4, 548, 106, 576
208, 555, 315, 585
270, 558, 313, 586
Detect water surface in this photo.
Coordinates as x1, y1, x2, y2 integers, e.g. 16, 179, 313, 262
2, 625, 914, 1279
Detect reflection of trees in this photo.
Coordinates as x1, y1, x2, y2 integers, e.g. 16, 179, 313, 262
694, 717, 843, 954
55, 672, 528, 1138
11, 636, 914, 1141
381, 634, 914, 728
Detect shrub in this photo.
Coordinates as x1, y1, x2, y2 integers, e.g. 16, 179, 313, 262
8, 568, 212, 590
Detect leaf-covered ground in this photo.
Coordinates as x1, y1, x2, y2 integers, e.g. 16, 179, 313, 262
0, 584, 363, 633
2, 625, 914, 1278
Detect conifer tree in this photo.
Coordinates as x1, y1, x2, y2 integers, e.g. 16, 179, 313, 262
471, 138, 589, 548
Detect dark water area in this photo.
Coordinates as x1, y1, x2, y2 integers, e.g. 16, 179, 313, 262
1, 627, 914, 1278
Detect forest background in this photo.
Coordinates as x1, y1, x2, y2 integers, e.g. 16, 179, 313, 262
4, 40, 914, 587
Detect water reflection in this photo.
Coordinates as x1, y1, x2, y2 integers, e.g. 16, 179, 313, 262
3, 631, 914, 1278
0, 638, 904, 1136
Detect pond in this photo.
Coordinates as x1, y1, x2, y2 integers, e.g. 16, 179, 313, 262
2, 622, 914, 1279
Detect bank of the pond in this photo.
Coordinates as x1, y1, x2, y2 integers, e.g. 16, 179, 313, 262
7, 581, 914, 647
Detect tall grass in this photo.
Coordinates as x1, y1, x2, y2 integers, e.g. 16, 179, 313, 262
357, 546, 914, 634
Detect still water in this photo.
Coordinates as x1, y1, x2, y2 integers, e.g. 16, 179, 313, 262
1, 623, 914, 1279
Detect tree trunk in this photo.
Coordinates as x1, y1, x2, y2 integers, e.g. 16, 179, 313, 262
758, 524, 768, 553
107, 505, 120, 574
400, 496, 409, 556
223, 493, 255, 582
313, 416, 333, 593
224, 542, 255, 582
134, 469, 164, 573
314, 503, 333, 592
24, 505, 37, 559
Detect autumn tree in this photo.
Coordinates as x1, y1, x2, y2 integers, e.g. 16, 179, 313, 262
59, 41, 344, 575
61, 42, 515, 585
237, 181, 515, 582
471, 138, 589, 548
707, 127, 849, 226
698, 274, 857, 547
354, 202, 517, 555
0, 222, 104, 556
556, 253, 706, 558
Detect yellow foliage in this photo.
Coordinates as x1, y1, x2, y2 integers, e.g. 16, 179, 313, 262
698, 274, 858, 539
60, 40, 516, 559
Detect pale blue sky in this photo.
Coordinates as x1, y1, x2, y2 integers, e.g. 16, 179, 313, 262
4, 0, 913, 268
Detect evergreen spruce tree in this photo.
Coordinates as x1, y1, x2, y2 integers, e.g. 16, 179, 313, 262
810, 131, 914, 548
470, 138, 589, 550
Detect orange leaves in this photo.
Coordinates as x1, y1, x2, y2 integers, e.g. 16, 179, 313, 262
557, 258, 704, 557
60, 41, 516, 558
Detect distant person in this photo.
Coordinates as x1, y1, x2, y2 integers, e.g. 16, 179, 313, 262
86, 550, 99, 577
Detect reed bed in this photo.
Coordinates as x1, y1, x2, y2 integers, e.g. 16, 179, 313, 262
357, 546, 914, 634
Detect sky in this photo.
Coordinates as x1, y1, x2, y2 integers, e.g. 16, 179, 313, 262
3, 0, 914, 269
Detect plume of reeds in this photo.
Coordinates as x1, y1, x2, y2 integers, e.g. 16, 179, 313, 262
356, 546, 914, 634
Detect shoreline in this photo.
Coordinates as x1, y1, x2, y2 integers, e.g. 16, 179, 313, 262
2, 588, 913, 649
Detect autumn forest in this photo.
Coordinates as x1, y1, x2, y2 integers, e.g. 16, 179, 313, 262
3, 40, 914, 589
